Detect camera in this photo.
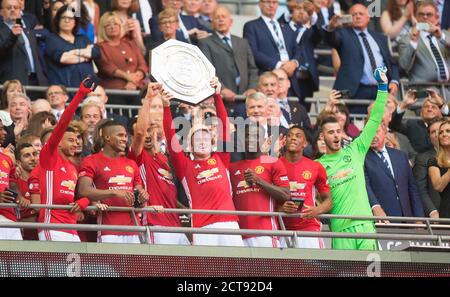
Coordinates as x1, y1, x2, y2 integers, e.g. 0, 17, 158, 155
340, 14, 353, 25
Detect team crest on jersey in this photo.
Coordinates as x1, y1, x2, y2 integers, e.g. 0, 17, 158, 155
196, 167, 219, 179
255, 166, 264, 174
158, 168, 173, 180
109, 175, 132, 185
125, 166, 134, 174
61, 180, 76, 191
302, 171, 312, 180
343, 155, 352, 163
237, 180, 250, 188
207, 159, 217, 166
2, 160, 9, 169
0, 171, 8, 178
289, 181, 306, 190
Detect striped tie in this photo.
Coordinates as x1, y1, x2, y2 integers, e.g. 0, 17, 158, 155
378, 151, 394, 178
428, 35, 447, 81
359, 32, 377, 72
270, 20, 285, 52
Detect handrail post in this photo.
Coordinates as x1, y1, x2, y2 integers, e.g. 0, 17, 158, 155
131, 209, 145, 244
145, 226, 151, 244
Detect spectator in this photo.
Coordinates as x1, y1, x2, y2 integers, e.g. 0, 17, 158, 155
437, 0, 449, 30
197, 5, 258, 105
279, 125, 332, 248
323, 90, 360, 138
285, 0, 321, 103
364, 122, 424, 220
181, 0, 202, 17
243, 0, 305, 104
273, 68, 311, 130
0, 79, 25, 126
323, 4, 399, 114
162, 78, 245, 246
128, 83, 190, 245
42, 0, 63, 31
79, 102, 102, 155
198, 0, 217, 30
389, 88, 447, 153
45, 5, 100, 87
428, 120, 450, 218
26, 111, 56, 138
146, 8, 182, 53
83, 0, 100, 35
28, 78, 94, 242
78, 119, 152, 244
86, 85, 128, 127
45, 84, 69, 121
380, 0, 416, 52
110, 0, 146, 55
229, 124, 290, 248
9, 93, 31, 140
31, 99, 52, 115
0, 0, 48, 86
317, 67, 388, 250
413, 118, 443, 218
69, 0, 96, 43
149, 0, 209, 44
18, 133, 42, 154
95, 12, 148, 90
134, 0, 164, 37
398, 0, 450, 94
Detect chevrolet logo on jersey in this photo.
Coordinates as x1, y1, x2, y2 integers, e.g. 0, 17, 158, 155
108, 175, 132, 185
331, 169, 353, 181
158, 168, 173, 179
237, 180, 250, 188
196, 168, 219, 179
289, 181, 306, 190
0, 171, 8, 178
61, 180, 76, 191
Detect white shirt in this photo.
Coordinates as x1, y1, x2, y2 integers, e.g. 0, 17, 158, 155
52, 108, 65, 121
138, 0, 152, 34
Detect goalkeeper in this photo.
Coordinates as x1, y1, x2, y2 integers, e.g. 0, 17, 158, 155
317, 67, 389, 250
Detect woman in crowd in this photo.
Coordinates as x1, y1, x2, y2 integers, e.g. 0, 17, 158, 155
428, 120, 450, 218
95, 12, 148, 90
45, 5, 100, 87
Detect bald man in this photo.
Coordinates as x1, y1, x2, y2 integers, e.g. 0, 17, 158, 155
31, 99, 52, 115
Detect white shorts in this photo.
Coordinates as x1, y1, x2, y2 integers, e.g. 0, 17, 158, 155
0, 215, 22, 240
193, 221, 244, 247
149, 226, 190, 245
244, 236, 279, 248
99, 235, 141, 244
38, 230, 80, 242
280, 236, 324, 249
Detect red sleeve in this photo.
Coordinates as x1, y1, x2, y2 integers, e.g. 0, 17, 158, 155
28, 167, 40, 195
78, 156, 96, 179
6, 156, 16, 185
131, 160, 143, 187
214, 93, 229, 143
315, 162, 330, 194
40, 82, 91, 169
163, 105, 187, 180
127, 148, 143, 165
271, 159, 290, 187
75, 197, 90, 210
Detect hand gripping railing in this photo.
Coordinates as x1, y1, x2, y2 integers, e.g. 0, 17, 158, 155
1, 203, 450, 248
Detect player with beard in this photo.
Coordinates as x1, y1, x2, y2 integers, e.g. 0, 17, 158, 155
78, 120, 155, 244
317, 67, 389, 250
279, 125, 332, 249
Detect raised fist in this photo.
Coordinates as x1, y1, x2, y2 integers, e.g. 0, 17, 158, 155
374, 66, 388, 84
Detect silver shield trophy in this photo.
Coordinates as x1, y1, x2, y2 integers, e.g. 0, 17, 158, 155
151, 39, 216, 105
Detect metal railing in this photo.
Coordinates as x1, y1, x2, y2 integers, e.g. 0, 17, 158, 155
1, 203, 449, 248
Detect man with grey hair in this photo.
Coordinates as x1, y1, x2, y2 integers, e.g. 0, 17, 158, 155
31, 99, 52, 115
87, 85, 128, 127
80, 102, 103, 156
9, 92, 31, 138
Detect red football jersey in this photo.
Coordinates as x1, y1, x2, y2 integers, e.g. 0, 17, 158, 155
280, 156, 330, 231
79, 152, 143, 236
127, 149, 181, 227
0, 152, 17, 221
229, 156, 289, 238
17, 177, 36, 219
163, 94, 238, 228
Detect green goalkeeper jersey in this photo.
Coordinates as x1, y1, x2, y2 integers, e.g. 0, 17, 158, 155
318, 90, 388, 232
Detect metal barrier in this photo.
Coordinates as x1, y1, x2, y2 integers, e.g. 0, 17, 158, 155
1, 203, 449, 248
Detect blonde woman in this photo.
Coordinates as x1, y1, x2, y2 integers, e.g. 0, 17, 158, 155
428, 120, 450, 218
95, 12, 148, 90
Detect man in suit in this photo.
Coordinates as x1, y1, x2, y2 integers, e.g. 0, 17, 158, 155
364, 122, 424, 220
323, 4, 399, 114
0, 0, 47, 86
88, 85, 129, 128
243, 0, 305, 105
136, 0, 163, 37
412, 118, 442, 218
198, 0, 217, 31
398, 1, 449, 91
198, 5, 258, 105
149, 0, 210, 43
389, 89, 448, 154
437, 0, 449, 30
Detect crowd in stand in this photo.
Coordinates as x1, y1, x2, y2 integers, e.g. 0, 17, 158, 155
0, 0, 449, 250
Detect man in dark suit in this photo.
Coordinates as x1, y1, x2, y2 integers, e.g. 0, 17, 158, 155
412, 118, 442, 218
149, 0, 209, 43
389, 89, 447, 154
0, 0, 47, 86
438, 0, 449, 30
243, 0, 305, 105
198, 5, 258, 105
135, 0, 163, 36
88, 85, 129, 128
364, 122, 424, 220
323, 4, 399, 114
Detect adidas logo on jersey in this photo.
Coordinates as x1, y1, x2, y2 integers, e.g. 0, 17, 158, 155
234, 170, 241, 175
61, 167, 66, 173
104, 166, 111, 172
194, 164, 201, 169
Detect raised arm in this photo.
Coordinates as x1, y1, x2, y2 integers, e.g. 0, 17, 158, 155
211, 77, 229, 143
40, 77, 95, 169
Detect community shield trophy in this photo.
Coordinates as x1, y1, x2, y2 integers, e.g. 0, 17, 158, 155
151, 39, 216, 105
